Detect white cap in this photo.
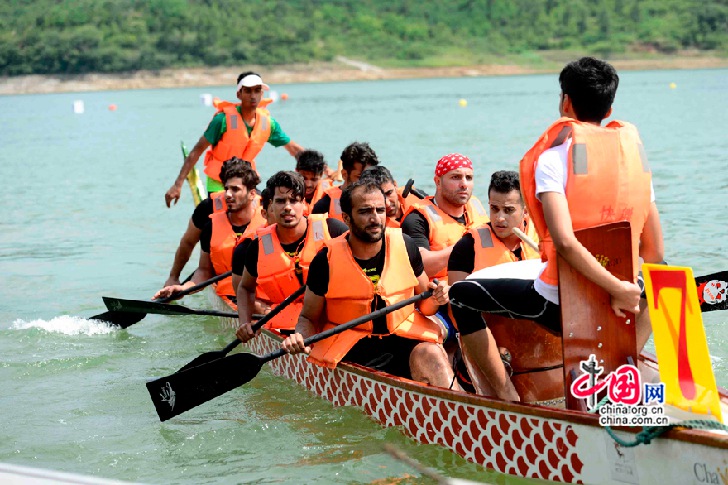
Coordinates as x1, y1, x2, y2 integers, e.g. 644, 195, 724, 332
236, 74, 270, 92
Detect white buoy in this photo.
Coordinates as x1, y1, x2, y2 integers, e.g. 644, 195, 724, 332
72, 100, 85, 114
200, 93, 213, 106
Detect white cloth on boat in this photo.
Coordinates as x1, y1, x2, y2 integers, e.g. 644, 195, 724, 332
467, 258, 545, 281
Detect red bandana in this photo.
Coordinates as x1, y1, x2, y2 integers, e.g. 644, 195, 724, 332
435, 153, 473, 176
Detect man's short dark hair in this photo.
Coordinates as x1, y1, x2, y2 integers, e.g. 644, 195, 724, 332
359, 165, 395, 187
265, 171, 305, 201
260, 186, 272, 210
340, 142, 379, 172
220, 157, 260, 191
236, 71, 261, 84
295, 149, 326, 176
559, 57, 619, 122
488, 170, 522, 202
340, 180, 385, 217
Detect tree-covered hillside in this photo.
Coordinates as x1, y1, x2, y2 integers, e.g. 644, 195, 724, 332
1, 0, 726, 76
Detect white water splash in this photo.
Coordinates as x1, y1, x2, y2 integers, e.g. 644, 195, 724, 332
11, 315, 116, 336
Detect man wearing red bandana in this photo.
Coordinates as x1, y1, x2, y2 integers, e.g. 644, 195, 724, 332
400, 153, 490, 284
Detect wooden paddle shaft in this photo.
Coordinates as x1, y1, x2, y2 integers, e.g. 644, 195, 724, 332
512, 228, 538, 252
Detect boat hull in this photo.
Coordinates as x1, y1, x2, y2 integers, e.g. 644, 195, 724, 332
208, 290, 728, 485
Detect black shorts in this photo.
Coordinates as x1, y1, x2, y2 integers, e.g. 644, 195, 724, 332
343, 334, 420, 380
449, 278, 561, 335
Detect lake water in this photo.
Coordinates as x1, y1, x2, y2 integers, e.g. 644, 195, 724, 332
1, 68, 726, 484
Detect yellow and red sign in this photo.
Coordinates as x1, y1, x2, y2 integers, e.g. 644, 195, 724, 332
642, 264, 722, 422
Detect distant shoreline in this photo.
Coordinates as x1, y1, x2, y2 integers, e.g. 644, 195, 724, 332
2, 54, 727, 96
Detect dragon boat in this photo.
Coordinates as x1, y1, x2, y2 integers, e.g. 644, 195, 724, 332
204, 225, 728, 485
209, 288, 727, 484
184, 164, 727, 484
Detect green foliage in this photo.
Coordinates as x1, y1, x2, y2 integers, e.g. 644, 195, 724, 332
1, 0, 726, 76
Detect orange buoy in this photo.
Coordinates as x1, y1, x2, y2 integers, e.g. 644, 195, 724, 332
281, 93, 289, 101
108, 104, 117, 111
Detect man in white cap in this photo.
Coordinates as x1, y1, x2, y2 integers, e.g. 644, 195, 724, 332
165, 71, 304, 206
160, 71, 303, 288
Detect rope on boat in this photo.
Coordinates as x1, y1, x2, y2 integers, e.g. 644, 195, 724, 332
589, 395, 728, 447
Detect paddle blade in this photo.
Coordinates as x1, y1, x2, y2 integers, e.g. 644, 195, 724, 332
89, 310, 145, 329
696, 270, 728, 313
146, 352, 264, 421
175, 350, 228, 373
103, 296, 183, 315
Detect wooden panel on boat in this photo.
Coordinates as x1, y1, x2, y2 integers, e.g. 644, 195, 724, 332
558, 221, 636, 411
489, 315, 564, 402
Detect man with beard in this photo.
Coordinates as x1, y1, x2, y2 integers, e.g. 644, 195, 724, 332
154, 158, 264, 305
401, 153, 490, 284
235, 171, 348, 338
358, 165, 415, 228
448, 171, 540, 285
311, 141, 379, 221
280, 181, 459, 389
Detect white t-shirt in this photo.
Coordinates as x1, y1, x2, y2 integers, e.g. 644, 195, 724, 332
533, 139, 655, 304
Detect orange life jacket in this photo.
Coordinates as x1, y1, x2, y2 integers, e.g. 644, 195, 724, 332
303, 179, 332, 216
470, 218, 541, 271
209, 201, 267, 298
519, 117, 652, 285
385, 217, 401, 228
210, 191, 226, 214
384, 186, 419, 228
324, 186, 343, 221
402, 195, 490, 281
307, 229, 443, 369
203, 102, 271, 181
256, 214, 331, 330
397, 185, 420, 216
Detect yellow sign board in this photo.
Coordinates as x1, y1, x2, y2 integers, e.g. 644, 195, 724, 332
642, 264, 722, 422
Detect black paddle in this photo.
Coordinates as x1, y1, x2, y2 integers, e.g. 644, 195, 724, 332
401, 179, 427, 200
692, 270, 728, 313
91, 270, 232, 328
174, 285, 307, 373
146, 285, 437, 421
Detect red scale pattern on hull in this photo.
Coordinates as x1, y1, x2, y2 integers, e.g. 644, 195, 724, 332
248, 331, 583, 483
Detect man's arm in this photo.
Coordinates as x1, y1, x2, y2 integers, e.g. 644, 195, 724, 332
165, 136, 211, 207
284, 141, 305, 158
420, 247, 454, 279
446, 232, 476, 285
235, 269, 259, 343
415, 272, 449, 316
448, 270, 470, 285
280, 288, 325, 354
164, 219, 202, 287
541, 191, 641, 317
639, 202, 664, 264
401, 210, 452, 278
153, 249, 214, 300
